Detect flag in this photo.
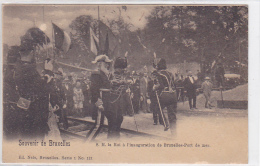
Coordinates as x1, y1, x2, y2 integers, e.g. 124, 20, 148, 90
90, 27, 99, 55
99, 21, 119, 57
52, 23, 71, 53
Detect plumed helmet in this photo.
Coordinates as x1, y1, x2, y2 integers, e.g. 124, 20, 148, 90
153, 57, 160, 69
154, 58, 167, 70
114, 57, 127, 69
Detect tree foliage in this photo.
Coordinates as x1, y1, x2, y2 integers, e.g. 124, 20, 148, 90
57, 6, 248, 72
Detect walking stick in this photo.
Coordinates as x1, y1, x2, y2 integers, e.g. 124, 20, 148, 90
220, 86, 224, 108
155, 91, 168, 131
220, 76, 224, 108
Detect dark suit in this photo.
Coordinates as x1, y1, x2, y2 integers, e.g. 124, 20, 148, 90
13, 62, 49, 140
184, 76, 197, 109
131, 79, 140, 114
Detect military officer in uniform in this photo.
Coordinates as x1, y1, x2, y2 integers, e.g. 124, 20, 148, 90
109, 57, 129, 138
90, 54, 113, 138
153, 58, 177, 133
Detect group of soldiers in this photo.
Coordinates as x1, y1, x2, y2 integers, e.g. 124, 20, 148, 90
88, 54, 178, 138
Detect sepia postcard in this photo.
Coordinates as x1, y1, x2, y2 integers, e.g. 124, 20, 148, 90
1, 4, 251, 164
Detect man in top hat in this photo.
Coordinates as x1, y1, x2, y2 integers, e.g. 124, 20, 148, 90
201, 77, 213, 109
184, 70, 198, 110
13, 39, 49, 139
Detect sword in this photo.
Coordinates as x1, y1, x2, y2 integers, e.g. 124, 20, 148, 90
155, 91, 168, 131
86, 91, 104, 141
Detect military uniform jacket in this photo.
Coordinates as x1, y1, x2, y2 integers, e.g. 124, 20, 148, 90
155, 70, 176, 95
90, 70, 112, 112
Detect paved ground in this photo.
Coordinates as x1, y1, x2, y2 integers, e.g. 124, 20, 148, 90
65, 84, 248, 141
66, 101, 247, 142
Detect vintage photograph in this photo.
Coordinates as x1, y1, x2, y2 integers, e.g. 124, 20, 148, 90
2, 4, 248, 164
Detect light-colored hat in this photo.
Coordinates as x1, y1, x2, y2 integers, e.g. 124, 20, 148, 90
205, 77, 210, 80
91, 54, 112, 64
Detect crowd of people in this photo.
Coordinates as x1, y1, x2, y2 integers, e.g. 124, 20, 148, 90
3, 38, 225, 141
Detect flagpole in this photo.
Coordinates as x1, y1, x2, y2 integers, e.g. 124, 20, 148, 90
51, 20, 55, 60
43, 6, 49, 58
98, 5, 101, 48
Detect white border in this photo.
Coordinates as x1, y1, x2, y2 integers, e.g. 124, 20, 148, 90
0, 0, 259, 166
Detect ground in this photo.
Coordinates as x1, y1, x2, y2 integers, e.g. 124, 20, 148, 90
61, 84, 248, 163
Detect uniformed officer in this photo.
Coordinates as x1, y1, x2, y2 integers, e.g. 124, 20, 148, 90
90, 54, 113, 138
109, 57, 130, 138
153, 57, 177, 133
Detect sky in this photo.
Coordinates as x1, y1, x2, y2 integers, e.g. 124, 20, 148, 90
3, 5, 155, 46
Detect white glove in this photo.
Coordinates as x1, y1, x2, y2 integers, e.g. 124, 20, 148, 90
45, 74, 53, 83
95, 98, 103, 107
147, 99, 151, 104
63, 104, 67, 109
98, 105, 104, 112
49, 103, 59, 112
153, 84, 159, 91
